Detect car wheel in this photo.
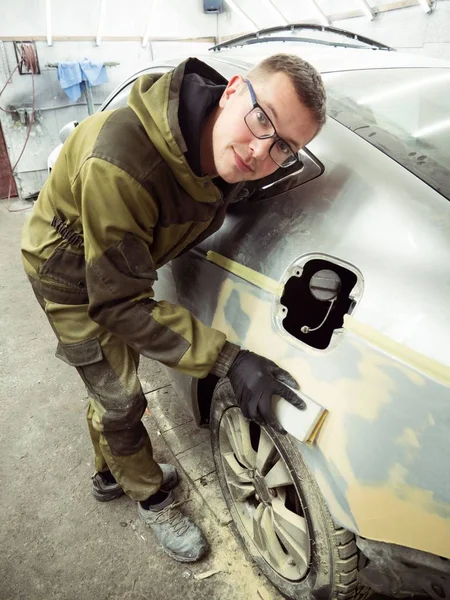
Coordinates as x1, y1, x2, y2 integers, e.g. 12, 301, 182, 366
210, 379, 372, 600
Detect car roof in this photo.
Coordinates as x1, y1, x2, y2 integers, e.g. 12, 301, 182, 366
201, 42, 450, 75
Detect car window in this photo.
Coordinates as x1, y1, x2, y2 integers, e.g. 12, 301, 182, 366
240, 148, 324, 203
324, 68, 450, 201
102, 81, 137, 110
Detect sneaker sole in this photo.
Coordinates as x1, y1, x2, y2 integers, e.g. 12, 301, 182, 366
161, 544, 209, 563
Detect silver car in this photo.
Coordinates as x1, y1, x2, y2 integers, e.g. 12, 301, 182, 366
52, 25, 450, 599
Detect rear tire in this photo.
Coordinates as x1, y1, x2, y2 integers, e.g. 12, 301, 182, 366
210, 379, 372, 600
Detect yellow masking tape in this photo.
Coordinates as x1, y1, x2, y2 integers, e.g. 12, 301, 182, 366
206, 251, 450, 386
344, 315, 450, 386
306, 410, 329, 445
206, 251, 283, 295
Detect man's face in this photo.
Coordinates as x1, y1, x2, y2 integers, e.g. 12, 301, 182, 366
211, 71, 319, 184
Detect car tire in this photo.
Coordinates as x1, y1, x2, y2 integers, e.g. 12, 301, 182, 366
210, 378, 372, 600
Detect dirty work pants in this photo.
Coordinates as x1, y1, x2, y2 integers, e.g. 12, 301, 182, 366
33, 290, 163, 501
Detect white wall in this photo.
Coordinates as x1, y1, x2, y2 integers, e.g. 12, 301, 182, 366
0, 0, 218, 39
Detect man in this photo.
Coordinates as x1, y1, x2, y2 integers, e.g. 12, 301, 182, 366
21, 54, 326, 562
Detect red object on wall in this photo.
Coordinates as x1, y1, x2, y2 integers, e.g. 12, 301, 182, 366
0, 122, 17, 199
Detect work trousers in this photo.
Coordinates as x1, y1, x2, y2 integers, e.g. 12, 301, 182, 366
32, 289, 163, 501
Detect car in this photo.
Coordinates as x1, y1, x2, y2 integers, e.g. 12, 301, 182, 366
49, 24, 450, 599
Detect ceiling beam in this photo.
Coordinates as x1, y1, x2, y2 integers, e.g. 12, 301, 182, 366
359, 0, 376, 20
307, 0, 331, 26
264, 0, 289, 25
418, 0, 432, 13
223, 0, 259, 33
96, 0, 106, 47
142, 0, 156, 48
45, 0, 52, 46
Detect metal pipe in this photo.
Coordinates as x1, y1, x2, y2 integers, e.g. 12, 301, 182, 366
264, 0, 289, 25
45, 62, 119, 68
37, 102, 103, 111
83, 82, 95, 115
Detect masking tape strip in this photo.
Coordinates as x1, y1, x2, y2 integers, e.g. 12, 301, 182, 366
206, 251, 283, 295
306, 410, 328, 445
344, 314, 450, 386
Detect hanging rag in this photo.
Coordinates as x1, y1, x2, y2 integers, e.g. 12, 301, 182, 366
57, 62, 83, 102
57, 60, 109, 102
80, 59, 108, 87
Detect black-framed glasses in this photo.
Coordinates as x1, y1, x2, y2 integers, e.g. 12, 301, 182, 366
244, 78, 299, 169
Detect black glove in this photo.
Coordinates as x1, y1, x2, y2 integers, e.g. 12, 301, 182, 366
227, 350, 306, 434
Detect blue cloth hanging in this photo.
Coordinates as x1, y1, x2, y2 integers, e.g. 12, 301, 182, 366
57, 62, 83, 102
80, 59, 108, 87
57, 60, 109, 102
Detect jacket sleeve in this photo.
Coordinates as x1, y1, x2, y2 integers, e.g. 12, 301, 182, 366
73, 157, 240, 378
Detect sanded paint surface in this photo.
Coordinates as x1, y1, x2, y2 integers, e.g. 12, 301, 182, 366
207, 269, 450, 559
207, 250, 450, 385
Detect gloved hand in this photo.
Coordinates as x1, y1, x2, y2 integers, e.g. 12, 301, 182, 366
227, 350, 306, 434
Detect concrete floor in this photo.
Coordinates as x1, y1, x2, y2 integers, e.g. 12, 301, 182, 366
0, 200, 279, 600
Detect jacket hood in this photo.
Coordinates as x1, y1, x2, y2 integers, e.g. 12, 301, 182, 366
128, 58, 228, 203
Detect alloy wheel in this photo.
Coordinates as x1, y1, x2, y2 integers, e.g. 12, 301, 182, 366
218, 407, 311, 581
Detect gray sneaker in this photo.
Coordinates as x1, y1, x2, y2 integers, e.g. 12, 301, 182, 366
138, 491, 208, 562
91, 463, 179, 502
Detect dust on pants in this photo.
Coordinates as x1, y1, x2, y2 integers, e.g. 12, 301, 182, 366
31, 288, 162, 501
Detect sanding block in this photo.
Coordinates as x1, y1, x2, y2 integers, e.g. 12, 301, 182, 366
272, 390, 328, 444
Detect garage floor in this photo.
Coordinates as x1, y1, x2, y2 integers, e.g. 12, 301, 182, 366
1, 200, 395, 600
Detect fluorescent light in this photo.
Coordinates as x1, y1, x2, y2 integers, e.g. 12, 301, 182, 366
96, 0, 106, 47
360, 0, 375, 20
418, 0, 432, 13
358, 73, 450, 104
46, 0, 52, 46
263, 0, 289, 25
223, 0, 259, 32
414, 119, 450, 138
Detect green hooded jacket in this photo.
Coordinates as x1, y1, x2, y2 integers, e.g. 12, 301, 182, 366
21, 58, 243, 378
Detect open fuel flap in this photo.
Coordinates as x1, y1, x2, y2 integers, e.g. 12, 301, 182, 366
275, 255, 363, 350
